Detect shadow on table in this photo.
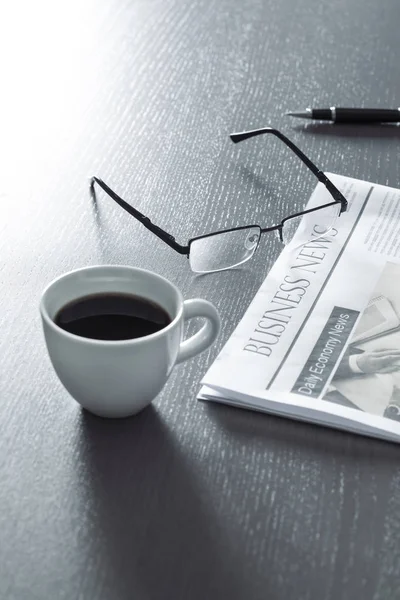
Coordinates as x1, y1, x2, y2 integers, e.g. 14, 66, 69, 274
76, 406, 251, 600
205, 401, 400, 461
291, 123, 400, 140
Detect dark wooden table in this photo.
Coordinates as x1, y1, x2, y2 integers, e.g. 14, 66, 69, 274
2, 1, 400, 598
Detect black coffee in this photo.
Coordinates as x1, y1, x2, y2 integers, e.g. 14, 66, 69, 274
55, 293, 171, 341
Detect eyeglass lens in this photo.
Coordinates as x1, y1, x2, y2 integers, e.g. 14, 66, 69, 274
281, 202, 341, 245
189, 226, 261, 273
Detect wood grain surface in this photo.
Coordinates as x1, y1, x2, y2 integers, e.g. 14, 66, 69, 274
1, 0, 400, 598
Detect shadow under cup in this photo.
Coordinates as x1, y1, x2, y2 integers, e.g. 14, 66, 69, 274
40, 265, 187, 418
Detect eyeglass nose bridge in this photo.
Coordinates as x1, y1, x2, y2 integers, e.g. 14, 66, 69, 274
260, 223, 284, 244
275, 224, 284, 243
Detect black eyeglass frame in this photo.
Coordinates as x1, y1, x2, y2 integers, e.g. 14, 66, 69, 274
90, 127, 348, 264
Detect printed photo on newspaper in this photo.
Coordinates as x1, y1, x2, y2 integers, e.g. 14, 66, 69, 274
199, 174, 400, 443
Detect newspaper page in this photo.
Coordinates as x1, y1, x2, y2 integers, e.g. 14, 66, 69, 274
199, 174, 400, 443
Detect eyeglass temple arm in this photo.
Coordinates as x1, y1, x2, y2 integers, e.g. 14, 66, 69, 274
90, 177, 189, 255
230, 128, 347, 211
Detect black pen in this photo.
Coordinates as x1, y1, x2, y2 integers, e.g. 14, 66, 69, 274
286, 107, 400, 123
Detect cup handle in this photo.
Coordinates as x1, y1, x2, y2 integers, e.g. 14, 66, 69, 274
176, 299, 221, 364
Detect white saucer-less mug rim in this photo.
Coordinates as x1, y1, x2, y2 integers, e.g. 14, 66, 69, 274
40, 264, 184, 347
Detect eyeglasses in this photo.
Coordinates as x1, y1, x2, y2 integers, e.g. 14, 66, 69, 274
90, 127, 347, 273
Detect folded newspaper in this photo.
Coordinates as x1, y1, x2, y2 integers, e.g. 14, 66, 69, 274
199, 174, 400, 443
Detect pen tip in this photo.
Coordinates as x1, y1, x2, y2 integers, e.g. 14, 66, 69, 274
285, 111, 310, 118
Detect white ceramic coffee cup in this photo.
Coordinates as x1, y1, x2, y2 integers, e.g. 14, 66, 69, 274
40, 265, 220, 418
